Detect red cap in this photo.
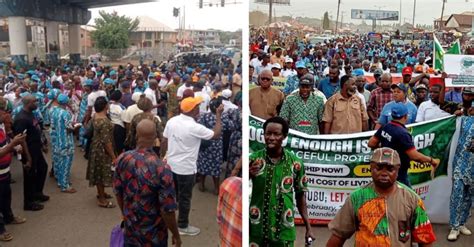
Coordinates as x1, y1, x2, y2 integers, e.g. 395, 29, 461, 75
402, 67, 413, 76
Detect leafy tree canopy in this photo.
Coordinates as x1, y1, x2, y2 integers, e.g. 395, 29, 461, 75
91, 11, 139, 51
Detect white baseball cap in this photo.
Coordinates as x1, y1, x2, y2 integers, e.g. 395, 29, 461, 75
285, 57, 293, 63
271, 63, 282, 69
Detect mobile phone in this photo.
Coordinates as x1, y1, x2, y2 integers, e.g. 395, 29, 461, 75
22, 129, 27, 134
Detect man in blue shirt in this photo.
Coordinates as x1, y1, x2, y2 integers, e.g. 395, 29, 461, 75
375, 83, 418, 129
368, 103, 440, 187
318, 65, 340, 99
282, 61, 307, 95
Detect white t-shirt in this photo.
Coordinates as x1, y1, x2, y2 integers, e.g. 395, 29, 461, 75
281, 69, 297, 78
144, 87, 158, 115
355, 91, 367, 110
222, 100, 238, 113
163, 114, 214, 175
194, 91, 210, 114
109, 103, 125, 128
415, 100, 451, 122
256, 63, 272, 76
87, 90, 107, 114
177, 84, 193, 98
121, 104, 143, 124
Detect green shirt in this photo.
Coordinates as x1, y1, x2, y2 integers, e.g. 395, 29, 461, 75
249, 148, 308, 244
279, 92, 324, 135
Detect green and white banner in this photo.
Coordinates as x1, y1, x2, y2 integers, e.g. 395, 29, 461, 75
249, 115, 458, 224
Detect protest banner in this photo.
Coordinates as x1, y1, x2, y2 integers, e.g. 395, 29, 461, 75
444, 54, 474, 87
249, 115, 457, 224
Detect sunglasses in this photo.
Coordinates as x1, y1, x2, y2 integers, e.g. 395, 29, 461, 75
260, 77, 272, 81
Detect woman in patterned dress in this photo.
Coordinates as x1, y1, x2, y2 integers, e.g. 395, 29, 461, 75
226, 92, 242, 177
197, 98, 232, 194
86, 96, 117, 208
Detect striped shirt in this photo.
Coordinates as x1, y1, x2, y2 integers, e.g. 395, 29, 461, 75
217, 177, 242, 247
0, 129, 12, 181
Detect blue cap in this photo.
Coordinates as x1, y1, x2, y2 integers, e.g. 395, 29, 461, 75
352, 68, 365, 77
390, 83, 408, 93
295, 61, 306, 69
84, 79, 94, 86
47, 89, 60, 100
104, 78, 115, 85
31, 75, 40, 82
26, 70, 36, 76
57, 94, 69, 105
109, 70, 117, 76
148, 73, 155, 79
20, 92, 31, 98
391, 102, 408, 118
17, 73, 25, 80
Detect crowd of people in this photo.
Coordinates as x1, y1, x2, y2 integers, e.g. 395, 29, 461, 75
0, 51, 242, 246
249, 30, 474, 245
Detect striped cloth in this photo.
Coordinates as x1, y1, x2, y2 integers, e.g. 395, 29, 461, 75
0, 128, 12, 181
217, 177, 242, 247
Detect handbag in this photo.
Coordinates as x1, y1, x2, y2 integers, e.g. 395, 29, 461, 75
83, 120, 94, 140
109, 222, 125, 247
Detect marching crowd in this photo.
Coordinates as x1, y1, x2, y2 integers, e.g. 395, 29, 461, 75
249, 32, 474, 246
0, 53, 243, 246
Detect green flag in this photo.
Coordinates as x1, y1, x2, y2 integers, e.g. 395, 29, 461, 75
446, 39, 461, 54
433, 35, 445, 71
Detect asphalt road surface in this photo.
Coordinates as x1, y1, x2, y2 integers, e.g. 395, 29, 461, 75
3, 147, 220, 247
2, 147, 473, 246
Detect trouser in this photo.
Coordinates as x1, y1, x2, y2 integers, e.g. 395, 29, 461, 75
449, 179, 473, 229
52, 151, 61, 180
24, 149, 48, 206
0, 177, 14, 234
113, 125, 126, 155
56, 154, 74, 190
79, 126, 87, 147
173, 173, 195, 228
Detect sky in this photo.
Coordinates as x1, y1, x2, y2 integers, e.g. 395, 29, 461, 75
250, 0, 474, 25
88, 0, 244, 31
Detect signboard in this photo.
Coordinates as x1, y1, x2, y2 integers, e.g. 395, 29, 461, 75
444, 54, 474, 87
250, 115, 458, 224
351, 9, 399, 21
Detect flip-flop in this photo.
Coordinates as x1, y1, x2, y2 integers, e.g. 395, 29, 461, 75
97, 193, 113, 199
9, 216, 26, 224
98, 201, 116, 209
0, 232, 13, 241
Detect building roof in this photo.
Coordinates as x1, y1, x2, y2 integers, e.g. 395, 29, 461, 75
434, 15, 450, 22
135, 16, 176, 33
81, 25, 96, 32
445, 14, 473, 27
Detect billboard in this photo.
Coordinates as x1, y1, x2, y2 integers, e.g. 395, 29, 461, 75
254, 0, 290, 5
351, 9, 399, 21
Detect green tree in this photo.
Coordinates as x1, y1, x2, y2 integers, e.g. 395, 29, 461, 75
91, 11, 139, 58
323, 11, 330, 30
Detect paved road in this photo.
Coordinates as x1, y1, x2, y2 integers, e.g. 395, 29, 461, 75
3, 148, 220, 247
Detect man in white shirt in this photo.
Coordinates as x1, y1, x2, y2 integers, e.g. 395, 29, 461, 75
281, 57, 296, 78
177, 77, 193, 99
256, 53, 272, 76
193, 82, 210, 114
221, 89, 238, 113
416, 84, 451, 122
163, 96, 223, 236
144, 79, 160, 115
121, 92, 144, 148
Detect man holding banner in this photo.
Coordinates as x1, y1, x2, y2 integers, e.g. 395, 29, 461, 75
249, 117, 314, 247
327, 147, 437, 246
368, 103, 440, 187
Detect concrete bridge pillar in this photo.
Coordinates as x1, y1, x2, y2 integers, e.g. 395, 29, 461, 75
8, 16, 28, 67
46, 21, 60, 65
68, 24, 81, 65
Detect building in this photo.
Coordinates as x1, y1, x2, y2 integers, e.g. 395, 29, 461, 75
129, 16, 177, 49
444, 12, 474, 33
182, 29, 221, 47
433, 15, 450, 30
81, 25, 95, 54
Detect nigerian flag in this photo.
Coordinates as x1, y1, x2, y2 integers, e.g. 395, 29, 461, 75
433, 35, 445, 71
446, 39, 461, 54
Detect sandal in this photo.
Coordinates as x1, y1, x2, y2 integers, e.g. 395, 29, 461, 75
98, 201, 116, 209
61, 188, 77, 194
97, 193, 113, 199
9, 216, 26, 224
0, 232, 13, 241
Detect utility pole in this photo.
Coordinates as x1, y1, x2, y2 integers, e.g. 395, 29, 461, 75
340, 11, 345, 31
268, 0, 273, 24
412, 0, 416, 29
440, 0, 446, 30
399, 0, 402, 27
335, 0, 341, 34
